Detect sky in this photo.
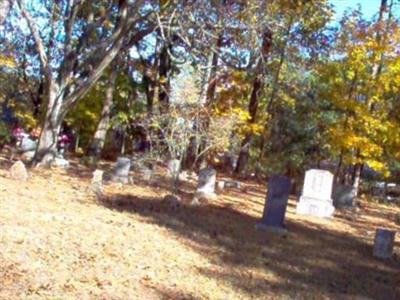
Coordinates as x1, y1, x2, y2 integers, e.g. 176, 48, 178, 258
329, 0, 396, 20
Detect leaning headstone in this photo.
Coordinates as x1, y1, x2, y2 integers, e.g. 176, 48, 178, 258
10, 160, 28, 181
256, 175, 291, 234
373, 229, 396, 259
333, 184, 356, 208
111, 156, 131, 184
296, 169, 335, 218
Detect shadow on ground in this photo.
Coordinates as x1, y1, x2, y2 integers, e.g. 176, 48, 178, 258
98, 193, 400, 299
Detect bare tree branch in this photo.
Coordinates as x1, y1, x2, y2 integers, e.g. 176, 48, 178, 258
16, 0, 50, 77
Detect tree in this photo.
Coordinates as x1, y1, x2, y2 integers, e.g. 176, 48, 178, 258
0, 0, 10, 24
318, 2, 400, 195
15, 0, 156, 164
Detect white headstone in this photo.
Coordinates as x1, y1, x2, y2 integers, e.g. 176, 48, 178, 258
167, 159, 180, 178
197, 168, 216, 194
296, 169, 335, 218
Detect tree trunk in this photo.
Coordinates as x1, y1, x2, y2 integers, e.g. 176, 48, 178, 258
143, 71, 156, 114
34, 81, 64, 164
235, 29, 272, 176
87, 66, 118, 158
158, 45, 171, 112
235, 73, 263, 175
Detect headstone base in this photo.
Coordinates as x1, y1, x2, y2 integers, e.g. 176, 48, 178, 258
296, 196, 335, 218
255, 223, 287, 236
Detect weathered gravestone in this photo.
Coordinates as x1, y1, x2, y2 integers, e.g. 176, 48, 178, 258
192, 168, 217, 205
333, 184, 356, 208
196, 168, 216, 196
142, 167, 153, 181
256, 175, 291, 234
10, 160, 29, 181
296, 169, 335, 218
111, 157, 131, 184
91, 169, 104, 195
373, 228, 396, 259
217, 180, 225, 191
167, 159, 180, 179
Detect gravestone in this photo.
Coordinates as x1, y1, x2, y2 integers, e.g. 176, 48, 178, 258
373, 229, 396, 259
20, 136, 37, 152
111, 156, 131, 184
167, 159, 180, 179
225, 180, 241, 189
217, 181, 225, 191
372, 182, 386, 198
142, 167, 153, 181
333, 184, 356, 208
10, 160, 28, 181
296, 169, 335, 218
90, 169, 104, 197
256, 175, 291, 234
196, 168, 216, 196
192, 168, 217, 204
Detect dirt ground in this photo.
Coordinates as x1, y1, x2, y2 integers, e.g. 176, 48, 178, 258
0, 156, 399, 300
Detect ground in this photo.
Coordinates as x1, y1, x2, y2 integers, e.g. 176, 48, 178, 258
0, 156, 399, 300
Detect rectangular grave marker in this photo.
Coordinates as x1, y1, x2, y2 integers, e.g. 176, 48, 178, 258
296, 169, 335, 218
256, 175, 291, 234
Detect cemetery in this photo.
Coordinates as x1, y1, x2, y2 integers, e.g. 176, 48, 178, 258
1, 0, 400, 299
0, 155, 399, 299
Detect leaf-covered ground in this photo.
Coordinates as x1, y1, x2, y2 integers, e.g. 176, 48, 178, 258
0, 157, 399, 299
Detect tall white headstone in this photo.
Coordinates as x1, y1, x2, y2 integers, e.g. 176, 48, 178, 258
296, 169, 335, 218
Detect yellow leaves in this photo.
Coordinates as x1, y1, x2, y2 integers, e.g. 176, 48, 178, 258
0, 55, 15, 68
14, 111, 37, 129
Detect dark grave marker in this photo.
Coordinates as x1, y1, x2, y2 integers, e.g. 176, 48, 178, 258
256, 175, 291, 235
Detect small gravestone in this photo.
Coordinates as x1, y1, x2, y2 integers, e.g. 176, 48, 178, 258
20, 136, 37, 152
217, 181, 225, 191
91, 169, 104, 195
142, 167, 153, 181
111, 157, 131, 184
373, 229, 396, 259
296, 169, 335, 218
167, 159, 180, 178
333, 184, 356, 208
196, 168, 216, 196
10, 160, 28, 181
256, 175, 291, 234
225, 180, 241, 189
192, 168, 217, 204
